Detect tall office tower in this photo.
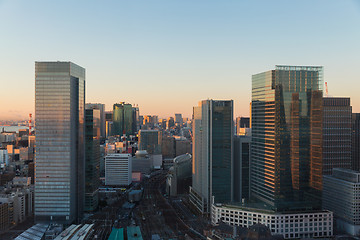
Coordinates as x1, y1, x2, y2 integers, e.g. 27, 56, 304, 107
138, 130, 161, 154
105, 153, 132, 186
323, 97, 352, 175
352, 113, 360, 171
251, 65, 323, 211
175, 113, 183, 126
132, 106, 140, 134
113, 102, 133, 136
189, 100, 233, 214
84, 108, 100, 212
86, 103, 105, 139
233, 135, 250, 202
35, 62, 85, 223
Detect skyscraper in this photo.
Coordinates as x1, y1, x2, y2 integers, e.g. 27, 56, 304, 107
35, 62, 85, 223
352, 113, 360, 171
86, 103, 105, 139
189, 100, 233, 214
251, 65, 323, 211
113, 102, 133, 136
84, 108, 100, 212
323, 97, 352, 175
233, 135, 251, 202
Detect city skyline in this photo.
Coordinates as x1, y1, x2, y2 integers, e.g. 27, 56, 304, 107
1, 1, 360, 120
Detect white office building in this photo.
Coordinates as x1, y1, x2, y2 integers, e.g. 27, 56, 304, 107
105, 154, 132, 186
323, 168, 360, 235
211, 203, 333, 239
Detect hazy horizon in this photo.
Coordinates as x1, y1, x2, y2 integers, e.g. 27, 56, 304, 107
1, 0, 360, 120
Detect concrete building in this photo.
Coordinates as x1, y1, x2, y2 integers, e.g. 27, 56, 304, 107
190, 100, 233, 214
138, 130, 161, 154
35, 61, 85, 224
211, 203, 333, 239
233, 135, 250, 203
235, 117, 250, 136
166, 153, 192, 196
105, 154, 132, 186
175, 113, 183, 126
323, 168, 360, 235
323, 97, 352, 175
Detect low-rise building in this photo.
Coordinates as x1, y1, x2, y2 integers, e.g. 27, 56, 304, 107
211, 203, 333, 239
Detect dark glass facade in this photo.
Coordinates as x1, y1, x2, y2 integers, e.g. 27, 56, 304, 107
112, 102, 134, 136
190, 100, 233, 213
251, 66, 323, 211
233, 135, 250, 202
352, 113, 360, 171
84, 109, 100, 212
322, 97, 352, 175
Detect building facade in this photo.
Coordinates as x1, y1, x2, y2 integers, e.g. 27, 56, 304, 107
323, 168, 360, 235
323, 97, 352, 175
105, 154, 132, 186
112, 102, 134, 136
190, 100, 233, 214
251, 65, 323, 211
84, 108, 101, 212
211, 203, 333, 239
233, 135, 251, 202
86, 103, 105, 139
138, 130, 161, 155
35, 61, 85, 223
352, 113, 360, 171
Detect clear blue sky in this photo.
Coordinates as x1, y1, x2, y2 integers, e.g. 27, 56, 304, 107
1, 0, 359, 120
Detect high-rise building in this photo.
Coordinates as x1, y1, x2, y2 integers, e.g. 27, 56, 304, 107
132, 106, 140, 134
189, 100, 233, 214
84, 108, 100, 212
138, 130, 161, 155
105, 154, 132, 186
175, 113, 183, 126
352, 113, 360, 171
113, 102, 133, 136
35, 61, 85, 223
233, 135, 250, 202
251, 65, 323, 211
323, 97, 352, 175
323, 168, 360, 235
86, 103, 105, 139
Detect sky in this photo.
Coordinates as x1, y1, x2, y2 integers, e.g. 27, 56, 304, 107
0, 0, 359, 120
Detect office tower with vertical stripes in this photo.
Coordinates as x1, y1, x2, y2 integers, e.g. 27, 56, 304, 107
35, 62, 85, 223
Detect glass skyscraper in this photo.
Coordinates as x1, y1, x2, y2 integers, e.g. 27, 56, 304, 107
112, 102, 134, 136
189, 100, 233, 214
35, 62, 85, 223
251, 65, 323, 211
84, 108, 100, 212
